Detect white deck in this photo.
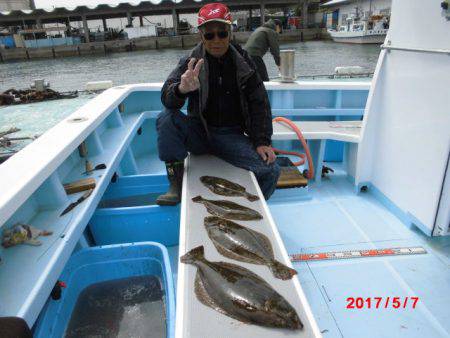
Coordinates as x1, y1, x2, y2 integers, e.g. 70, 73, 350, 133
175, 155, 321, 338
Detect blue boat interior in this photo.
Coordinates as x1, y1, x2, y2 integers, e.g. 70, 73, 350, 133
0, 86, 448, 338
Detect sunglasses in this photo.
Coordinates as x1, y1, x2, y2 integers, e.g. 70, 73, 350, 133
203, 30, 229, 40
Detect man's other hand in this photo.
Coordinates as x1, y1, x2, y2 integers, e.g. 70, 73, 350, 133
256, 145, 276, 164
179, 58, 204, 94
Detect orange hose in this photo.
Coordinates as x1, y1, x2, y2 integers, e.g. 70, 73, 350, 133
272, 117, 315, 179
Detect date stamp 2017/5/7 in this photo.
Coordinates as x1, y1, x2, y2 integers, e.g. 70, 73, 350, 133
346, 297, 419, 309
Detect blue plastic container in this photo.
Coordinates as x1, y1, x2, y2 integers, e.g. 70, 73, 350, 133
100, 174, 169, 205
89, 174, 180, 246
90, 205, 180, 246
34, 242, 175, 338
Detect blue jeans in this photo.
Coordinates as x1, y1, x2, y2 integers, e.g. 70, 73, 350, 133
156, 109, 280, 200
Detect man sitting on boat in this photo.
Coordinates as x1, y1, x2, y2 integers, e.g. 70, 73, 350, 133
156, 2, 280, 206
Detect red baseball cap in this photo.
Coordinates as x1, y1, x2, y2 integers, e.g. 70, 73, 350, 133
197, 3, 232, 27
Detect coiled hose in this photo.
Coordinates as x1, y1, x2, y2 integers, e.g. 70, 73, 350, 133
272, 116, 315, 179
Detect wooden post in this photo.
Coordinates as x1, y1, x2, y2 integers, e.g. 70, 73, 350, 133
139, 16, 144, 27
102, 17, 108, 31
65, 17, 71, 36
172, 8, 179, 35
302, 0, 309, 29
82, 15, 90, 43
260, 2, 265, 26
127, 12, 133, 27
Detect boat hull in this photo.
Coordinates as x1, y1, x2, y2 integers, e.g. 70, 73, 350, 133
328, 30, 387, 44
331, 35, 386, 44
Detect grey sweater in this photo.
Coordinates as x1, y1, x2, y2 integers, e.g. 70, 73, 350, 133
244, 20, 280, 66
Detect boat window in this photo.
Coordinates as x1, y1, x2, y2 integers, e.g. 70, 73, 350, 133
353, 24, 364, 31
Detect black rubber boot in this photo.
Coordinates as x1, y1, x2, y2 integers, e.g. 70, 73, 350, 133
156, 161, 184, 206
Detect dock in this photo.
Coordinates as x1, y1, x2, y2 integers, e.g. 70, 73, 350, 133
0, 29, 324, 62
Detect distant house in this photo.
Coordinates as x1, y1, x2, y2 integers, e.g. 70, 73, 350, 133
321, 0, 391, 29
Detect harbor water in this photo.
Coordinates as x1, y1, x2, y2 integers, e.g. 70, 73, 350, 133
0, 41, 379, 146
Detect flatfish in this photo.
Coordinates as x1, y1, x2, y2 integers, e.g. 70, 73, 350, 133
200, 176, 259, 202
180, 246, 303, 330
205, 216, 297, 280
192, 196, 263, 221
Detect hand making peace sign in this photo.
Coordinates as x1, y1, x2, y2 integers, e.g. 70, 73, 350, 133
178, 58, 204, 95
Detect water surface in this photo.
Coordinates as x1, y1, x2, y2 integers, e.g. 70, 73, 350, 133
1, 41, 380, 92
0, 41, 379, 148
65, 275, 166, 338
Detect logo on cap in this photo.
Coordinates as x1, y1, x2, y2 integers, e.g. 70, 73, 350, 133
198, 3, 232, 27
208, 9, 220, 16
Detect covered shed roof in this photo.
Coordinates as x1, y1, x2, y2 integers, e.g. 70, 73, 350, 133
0, 0, 299, 22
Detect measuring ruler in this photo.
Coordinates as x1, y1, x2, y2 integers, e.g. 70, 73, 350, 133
290, 246, 427, 262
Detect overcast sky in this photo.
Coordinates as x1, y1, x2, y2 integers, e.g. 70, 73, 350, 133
35, 0, 138, 8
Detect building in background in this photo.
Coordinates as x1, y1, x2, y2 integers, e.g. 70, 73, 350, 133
0, 0, 34, 11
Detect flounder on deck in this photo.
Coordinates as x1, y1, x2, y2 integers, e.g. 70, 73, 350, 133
200, 176, 259, 201
192, 196, 263, 221
204, 216, 297, 280
2, 223, 53, 248
180, 246, 303, 330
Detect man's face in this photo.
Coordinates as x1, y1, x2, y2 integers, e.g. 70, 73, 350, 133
200, 22, 231, 58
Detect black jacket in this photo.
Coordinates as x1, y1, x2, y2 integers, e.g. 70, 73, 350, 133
161, 42, 273, 147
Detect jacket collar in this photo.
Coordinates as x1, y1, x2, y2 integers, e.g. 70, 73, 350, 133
189, 44, 208, 114
188, 42, 255, 121
189, 43, 254, 84
230, 44, 254, 84
189, 42, 205, 59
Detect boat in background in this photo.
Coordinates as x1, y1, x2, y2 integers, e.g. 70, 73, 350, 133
328, 11, 389, 43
